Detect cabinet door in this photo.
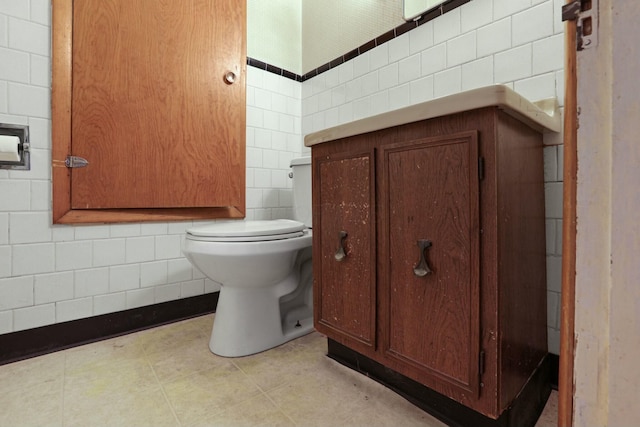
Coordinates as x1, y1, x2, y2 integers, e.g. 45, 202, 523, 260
379, 131, 481, 398
52, 0, 245, 223
313, 149, 376, 353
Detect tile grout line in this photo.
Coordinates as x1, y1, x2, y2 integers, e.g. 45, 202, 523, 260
60, 351, 67, 427
142, 335, 183, 427
230, 357, 300, 426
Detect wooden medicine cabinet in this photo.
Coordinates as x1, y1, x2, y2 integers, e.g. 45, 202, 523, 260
52, 0, 246, 224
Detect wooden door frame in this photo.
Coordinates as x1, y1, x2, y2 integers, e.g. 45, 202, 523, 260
51, 0, 245, 224
558, 1, 578, 425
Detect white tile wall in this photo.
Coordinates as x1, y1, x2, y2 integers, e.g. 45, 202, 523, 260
512, 2, 554, 46
93, 239, 126, 267
409, 21, 434, 54
301, 0, 565, 354
0, 3, 303, 334
0, 275, 33, 310
56, 297, 92, 323
34, 271, 74, 304
14, 303, 54, 330
74, 268, 109, 298
477, 18, 511, 57
140, 261, 168, 288
1, 0, 563, 355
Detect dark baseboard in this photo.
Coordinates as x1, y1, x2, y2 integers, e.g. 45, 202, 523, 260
548, 353, 559, 390
0, 292, 219, 366
327, 339, 553, 427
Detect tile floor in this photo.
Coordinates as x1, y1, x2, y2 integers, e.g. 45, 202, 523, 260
0, 314, 558, 427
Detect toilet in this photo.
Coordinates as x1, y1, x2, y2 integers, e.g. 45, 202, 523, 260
182, 157, 313, 357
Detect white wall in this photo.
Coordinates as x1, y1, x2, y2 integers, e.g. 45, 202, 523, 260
0, 2, 302, 334
248, 0, 302, 75
302, 0, 402, 74
301, 0, 566, 354
573, 1, 640, 425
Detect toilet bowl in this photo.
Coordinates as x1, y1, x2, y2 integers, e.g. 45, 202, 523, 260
182, 157, 314, 357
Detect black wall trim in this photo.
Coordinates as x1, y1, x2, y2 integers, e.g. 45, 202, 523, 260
247, 0, 470, 83
247, 57, 303, 82
549, 353, 559, 390
0, 292, 219, 366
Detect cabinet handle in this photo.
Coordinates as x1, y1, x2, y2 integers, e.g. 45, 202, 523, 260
223, 71, 237, 85
334, 231, 348, 262
413, 239, 433, 277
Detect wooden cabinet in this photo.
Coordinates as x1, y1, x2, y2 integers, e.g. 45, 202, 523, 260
52, 0, 246, 224
312, 107, 549, 423
315, 147, 377, 351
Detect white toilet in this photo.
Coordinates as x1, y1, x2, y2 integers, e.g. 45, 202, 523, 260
182, 157, 313, 357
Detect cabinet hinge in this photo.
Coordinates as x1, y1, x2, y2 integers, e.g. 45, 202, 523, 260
478, 157, 485, 181
65, 156, 89, 168
479, 350, 486, 375
562, 0, 598, 51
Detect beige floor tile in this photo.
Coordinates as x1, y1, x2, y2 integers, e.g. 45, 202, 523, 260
64, 353, 158, 397
64, 333, 147, 374
0, 315, 559, 427
0, 352, 65, 427
285, 330, 328, 354
190, 313, 215, 334
535, 390, 558, 427
0, 374, 63, 427
186, 393, 295, 427
146, 329, 232, 384
162, 363, 263, 426
63, 387, 178, 427
140, 316, 211, 357
266, 357, 388, 427
343, 387, 448, 427
0, 350, 66, 392
231, 331, 327, 392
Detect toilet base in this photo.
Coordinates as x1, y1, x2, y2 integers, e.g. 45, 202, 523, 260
208, 285, 313, 358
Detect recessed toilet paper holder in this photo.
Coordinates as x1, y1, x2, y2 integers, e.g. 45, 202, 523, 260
0, 123, 30, 171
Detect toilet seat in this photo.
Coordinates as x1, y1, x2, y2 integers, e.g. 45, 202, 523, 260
186, 219, 306, 242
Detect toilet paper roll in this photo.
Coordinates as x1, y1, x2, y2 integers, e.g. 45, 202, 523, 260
0, 135, 21, 162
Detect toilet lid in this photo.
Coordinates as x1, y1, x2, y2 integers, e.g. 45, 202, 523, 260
186, 219, 306, 242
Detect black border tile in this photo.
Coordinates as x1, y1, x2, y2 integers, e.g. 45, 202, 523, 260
375, 29, 395, 45
359, 39, 376, 54
330, 56, 345, 69
302, 68, 318, 81
317, 62, 331, 75
282, 69, 298, 81
266, 64, 282, 75
396, 20, 418, 36
443, 0, 471, 14
247, 57, 267, 70
246, 0, 469, 83
344, 48, 359, 62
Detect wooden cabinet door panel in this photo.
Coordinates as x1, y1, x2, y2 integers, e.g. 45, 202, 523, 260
69, 0, 245, 209
380, 131, 481, 396
313, 149, 376, 350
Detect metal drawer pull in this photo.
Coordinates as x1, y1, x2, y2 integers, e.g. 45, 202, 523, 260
413, 239, 433, 277
334, 231, 348, 261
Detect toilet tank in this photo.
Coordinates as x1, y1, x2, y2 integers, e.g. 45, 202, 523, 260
290, 157, 312, 228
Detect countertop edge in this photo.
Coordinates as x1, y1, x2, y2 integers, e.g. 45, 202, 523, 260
304, 85, 561, 147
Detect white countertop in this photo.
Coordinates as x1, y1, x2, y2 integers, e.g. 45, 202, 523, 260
304, 85, 561, 147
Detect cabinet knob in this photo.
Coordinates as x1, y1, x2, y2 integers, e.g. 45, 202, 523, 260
334, 231, 348, 262
223, 71, 237, 85
413, 239, 433, 277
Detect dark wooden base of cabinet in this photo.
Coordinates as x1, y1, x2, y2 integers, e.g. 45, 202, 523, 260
549, 353, 559, 390
327, 339, 552, 427
0, 293, 219, 366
